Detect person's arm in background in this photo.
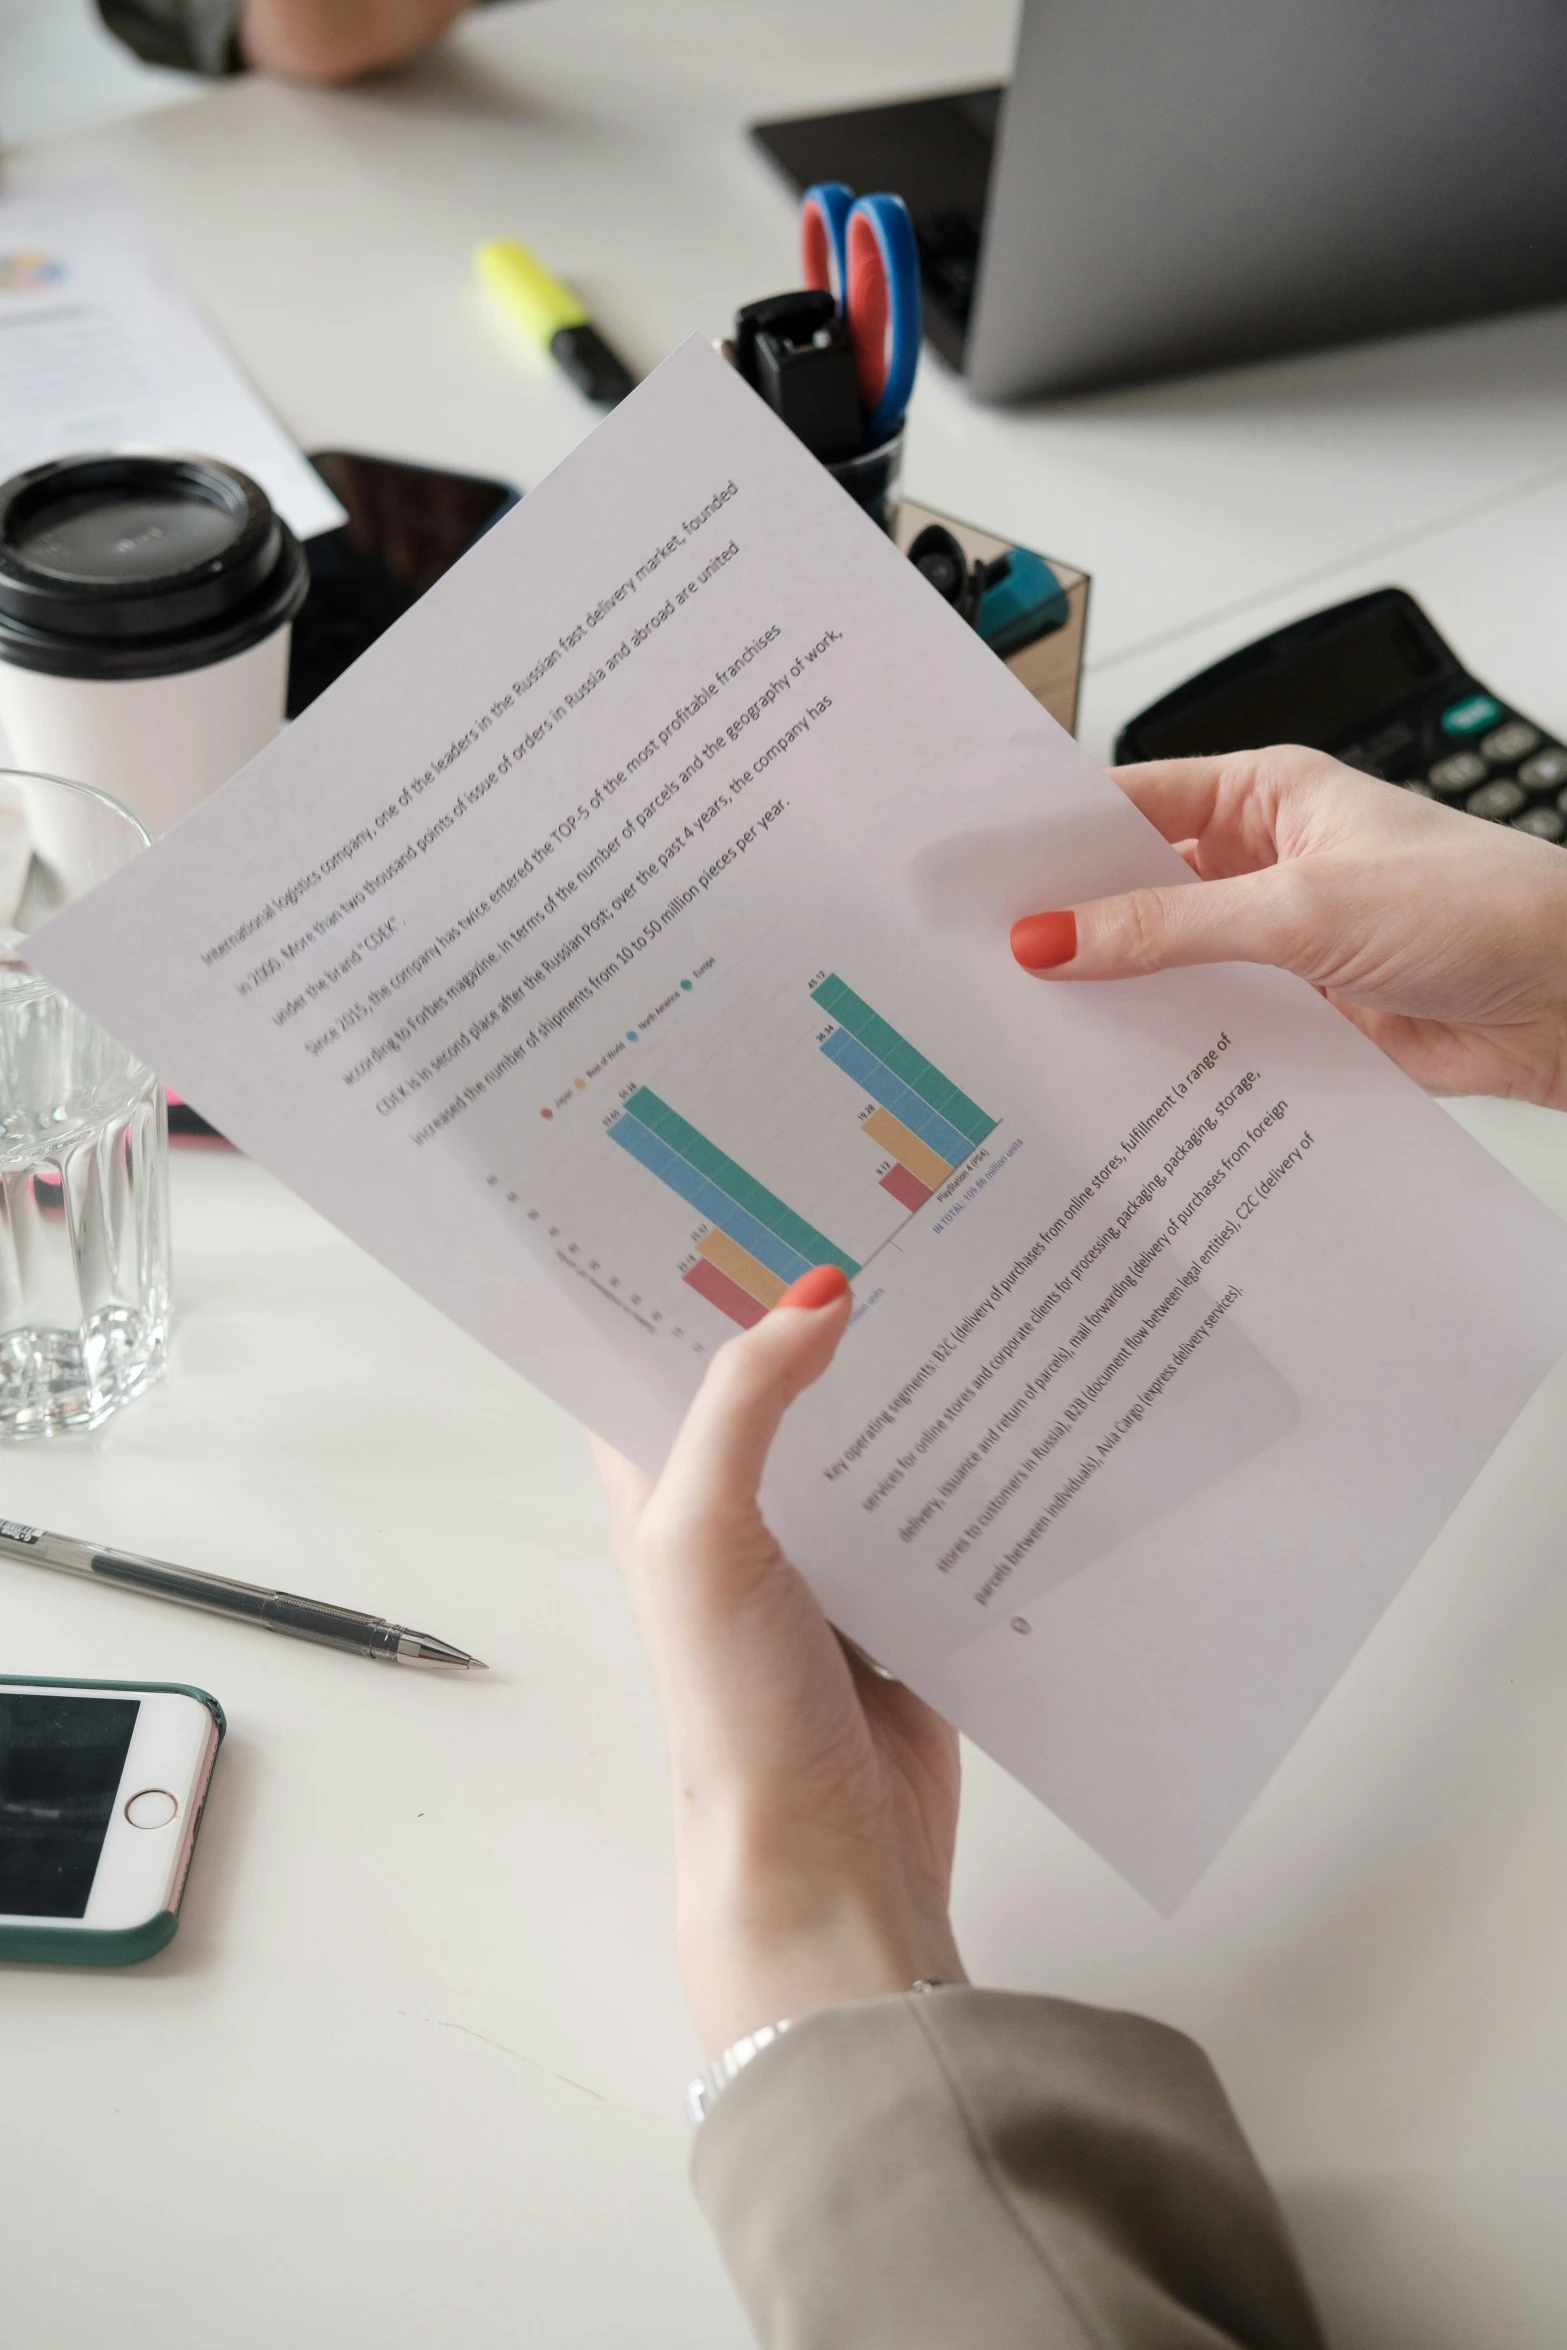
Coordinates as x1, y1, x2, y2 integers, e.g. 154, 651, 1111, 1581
96, 0, 476, 81
595, 1267, 1327, 2350
240, 0, 474, 79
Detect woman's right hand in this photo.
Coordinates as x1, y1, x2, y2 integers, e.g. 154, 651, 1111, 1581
590, 1267, 965, 2061
1009, 747, 1567, 1109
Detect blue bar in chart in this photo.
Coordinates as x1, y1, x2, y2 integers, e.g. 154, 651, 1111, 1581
811, 976, 997, 1149
819, 1027, 976, 1167
619, 1090, 857, 1274
608, 1112, 820, 1286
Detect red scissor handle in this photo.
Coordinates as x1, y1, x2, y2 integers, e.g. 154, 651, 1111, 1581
845, 207, 892, 408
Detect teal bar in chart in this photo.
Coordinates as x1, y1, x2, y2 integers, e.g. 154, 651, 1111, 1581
819, 1027, 975, 1167
611, 1087, 860, 1279
811, 975, 997, 1149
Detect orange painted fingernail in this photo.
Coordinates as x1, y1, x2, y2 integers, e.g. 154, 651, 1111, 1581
1010, 910, 1077, 970
776, 1264, 851, 1311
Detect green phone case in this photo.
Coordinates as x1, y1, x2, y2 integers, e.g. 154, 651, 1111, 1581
0, 1676, 225, 1967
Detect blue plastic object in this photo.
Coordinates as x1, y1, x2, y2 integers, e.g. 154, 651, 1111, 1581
799, 180, 855, 306
976, 550, 1070, 658
843, 192, 921, 441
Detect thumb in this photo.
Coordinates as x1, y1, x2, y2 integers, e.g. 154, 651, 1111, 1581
654, 1269, 853, 1529
1011, 867, 1310, 982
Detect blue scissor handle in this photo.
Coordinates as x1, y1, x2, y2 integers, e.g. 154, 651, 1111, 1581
799, 181, 855, 307
844, 192, 921, 442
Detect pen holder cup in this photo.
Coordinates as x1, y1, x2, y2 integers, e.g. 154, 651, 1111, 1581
0, 771, 169, 1436
894, 501, 1091, 739
825, 429, 904, 536
719, 335, 1087, 732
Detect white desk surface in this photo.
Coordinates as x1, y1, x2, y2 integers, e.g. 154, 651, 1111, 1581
6, 6, 1567, 2343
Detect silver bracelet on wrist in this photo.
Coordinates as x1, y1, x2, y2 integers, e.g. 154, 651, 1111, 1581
686, 1979, 954, 2125
686, 2019, 792, 2127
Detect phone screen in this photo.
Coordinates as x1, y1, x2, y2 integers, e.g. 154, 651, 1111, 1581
0, 1692, 139, 1917
288, 450, 520, 718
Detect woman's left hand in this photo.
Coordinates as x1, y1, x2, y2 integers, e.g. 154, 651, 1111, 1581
592, 1266, 965, 2058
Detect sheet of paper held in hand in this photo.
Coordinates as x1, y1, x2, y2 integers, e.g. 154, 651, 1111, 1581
34, 339, 1567, 1905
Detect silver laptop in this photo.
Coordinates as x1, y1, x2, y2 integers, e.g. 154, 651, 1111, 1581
754, 0, 1567, 401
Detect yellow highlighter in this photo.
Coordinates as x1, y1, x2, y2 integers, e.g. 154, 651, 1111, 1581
475, 239, 637, 407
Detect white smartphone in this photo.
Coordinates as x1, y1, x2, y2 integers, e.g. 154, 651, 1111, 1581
0, 1678, 223, 1965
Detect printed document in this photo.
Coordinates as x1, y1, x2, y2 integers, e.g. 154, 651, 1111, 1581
34, 339, 1567, 1903
0, 176, 341, 540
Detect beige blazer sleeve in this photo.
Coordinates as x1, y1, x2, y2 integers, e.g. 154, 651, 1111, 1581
691, 1987, 1325, 2350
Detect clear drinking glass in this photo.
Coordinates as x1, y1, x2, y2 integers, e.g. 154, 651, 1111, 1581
0, 771, 168, 1435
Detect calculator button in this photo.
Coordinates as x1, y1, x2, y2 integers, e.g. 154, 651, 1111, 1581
1441, 692, 1503, 737
1428, 751, 1488, 793
1466, 779, 1527, 822
1480, 720, 1539, 763
1519, 746, 1567, 791
1513, 805, 1566, 842
1365, 719, 1417, 766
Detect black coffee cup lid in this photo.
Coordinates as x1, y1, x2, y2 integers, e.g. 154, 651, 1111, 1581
0, 454, 308, 681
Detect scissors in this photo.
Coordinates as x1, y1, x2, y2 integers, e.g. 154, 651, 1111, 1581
799, 182, 921, 444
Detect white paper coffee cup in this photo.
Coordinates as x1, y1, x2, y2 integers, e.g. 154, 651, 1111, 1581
0, 454, 307, 835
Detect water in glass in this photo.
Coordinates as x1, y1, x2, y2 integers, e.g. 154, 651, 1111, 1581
0, 772, 168, 1435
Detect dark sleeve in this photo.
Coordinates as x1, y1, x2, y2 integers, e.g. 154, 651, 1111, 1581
691, 1987, 1326, 2350
96, 0, 244, 75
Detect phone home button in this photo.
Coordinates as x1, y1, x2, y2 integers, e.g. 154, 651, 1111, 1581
124, 1788, 179, 1830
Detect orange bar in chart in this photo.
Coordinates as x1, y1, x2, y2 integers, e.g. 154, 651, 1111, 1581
698, 1225, 788, 1308
861, 1105, 953, 1193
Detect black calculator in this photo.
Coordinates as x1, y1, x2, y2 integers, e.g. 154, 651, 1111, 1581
1114, 587, 1567, 846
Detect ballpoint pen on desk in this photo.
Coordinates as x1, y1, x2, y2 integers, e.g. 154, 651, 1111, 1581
0, 1517, 484, 1669
475, 238, 637, 407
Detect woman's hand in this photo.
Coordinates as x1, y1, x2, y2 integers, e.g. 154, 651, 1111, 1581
1010, 747, 1567, 1108
592, 1266, 964, 2059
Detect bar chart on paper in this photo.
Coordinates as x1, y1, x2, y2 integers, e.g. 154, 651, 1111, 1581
605, 973, 999, 1331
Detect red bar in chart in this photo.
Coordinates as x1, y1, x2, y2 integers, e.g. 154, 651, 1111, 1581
879, 1162, 933, 1213
683, 1256, 769, 1329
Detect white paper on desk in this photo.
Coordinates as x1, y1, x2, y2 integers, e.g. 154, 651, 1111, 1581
32, 338, 1567, 1906
0, 176, 342, 541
